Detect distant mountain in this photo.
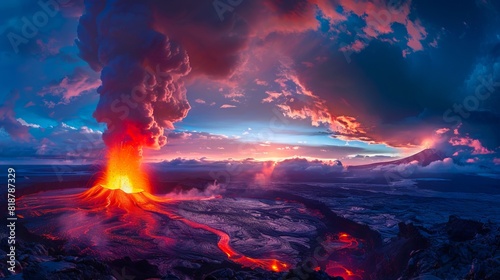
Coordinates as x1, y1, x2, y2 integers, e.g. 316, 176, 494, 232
348, 149, 445, 171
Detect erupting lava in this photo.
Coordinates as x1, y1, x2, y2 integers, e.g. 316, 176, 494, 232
98, 144, 149, 194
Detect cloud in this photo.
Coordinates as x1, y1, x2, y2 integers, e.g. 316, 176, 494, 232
0, 92, 31, 141
39, 67, 100, 103
220, 104, 237, 109
262, 91, 282, 103
0, 122, 104, 163
262, 64, 371, 141
405, 19, 427, 51
267, 66, 332, 126
149, 156, 347, 184
377, 157, 498, 174
16, 118, 41, 128
435, 128, 450, 134
331, 0, 428, 55
0, 0, 84, 57
223, 90, 245, 102
255, 79, 269, 86
449, 135, 494, 155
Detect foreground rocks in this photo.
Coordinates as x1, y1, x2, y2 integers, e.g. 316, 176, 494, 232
370, 215, 500, 280
399, 216, 500, 280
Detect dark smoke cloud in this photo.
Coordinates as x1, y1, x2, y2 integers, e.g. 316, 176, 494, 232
77, 0, 191, 150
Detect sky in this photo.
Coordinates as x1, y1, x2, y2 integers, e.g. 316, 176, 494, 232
0, 0, 499, 167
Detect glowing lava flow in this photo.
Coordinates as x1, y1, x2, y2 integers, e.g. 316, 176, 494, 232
325, 262, 361, 280
141, 193, 289, 272
322, 233, 363, 280
77, 145, 290, 272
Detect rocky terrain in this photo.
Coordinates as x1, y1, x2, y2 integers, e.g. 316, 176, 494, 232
1, 215, 499, 280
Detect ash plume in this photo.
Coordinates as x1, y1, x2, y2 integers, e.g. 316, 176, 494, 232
76, 0, 191, 151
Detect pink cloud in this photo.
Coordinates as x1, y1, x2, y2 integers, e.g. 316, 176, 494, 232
39, 67, 100, 103
36, 39, 60, 58
271, 69, 332, 127
252, 0, 321, 36
220, 104, 237, 109
334, 115, 367, 136
314, 0, 347, 23
449, 136, 494, 155
0, 92, 31, 141
429, 38, 438, 48
466, 158, 478, 163
255, 79, 269, 86
326, 0, 428, 54
24, 101, 35, 108
262, 91, 282, 103
224, 90, 245, 101
339, 40, 368, 53
435, 128, 450, 134
406, 19, 427, 51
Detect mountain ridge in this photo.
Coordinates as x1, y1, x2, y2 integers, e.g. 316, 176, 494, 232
348, 149, 445, 170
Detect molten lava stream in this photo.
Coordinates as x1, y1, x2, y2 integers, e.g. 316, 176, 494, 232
92, 144, 290, 272
326, 261, 363, 280
140, 199, 289, 272
321, 233, 363, 279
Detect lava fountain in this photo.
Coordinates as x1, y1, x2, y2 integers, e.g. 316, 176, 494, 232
98, 144, 149, 194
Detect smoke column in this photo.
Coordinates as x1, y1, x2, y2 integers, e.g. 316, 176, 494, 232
76, 0, 191, 154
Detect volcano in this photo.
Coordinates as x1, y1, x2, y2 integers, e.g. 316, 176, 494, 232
348, 149, 445, 171
20, 182, 295, 271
